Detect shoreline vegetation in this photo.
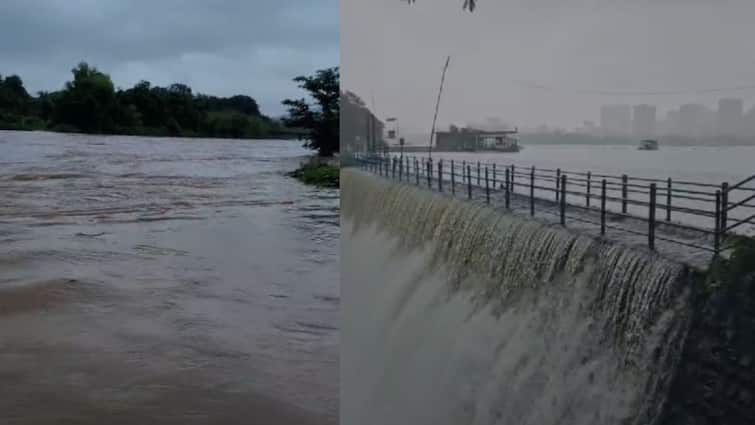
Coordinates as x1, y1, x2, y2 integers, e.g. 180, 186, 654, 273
288, 157, 340, 189
1, 62, 307, 140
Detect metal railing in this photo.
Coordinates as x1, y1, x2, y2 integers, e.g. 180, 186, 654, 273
353, 153, 755, 256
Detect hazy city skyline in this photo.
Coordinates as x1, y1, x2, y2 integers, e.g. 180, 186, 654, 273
343, 0, 755, 136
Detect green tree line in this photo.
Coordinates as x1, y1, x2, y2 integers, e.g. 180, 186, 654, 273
0, 62, 289, 139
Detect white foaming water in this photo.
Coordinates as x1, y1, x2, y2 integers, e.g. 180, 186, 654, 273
341, 170, 692, 425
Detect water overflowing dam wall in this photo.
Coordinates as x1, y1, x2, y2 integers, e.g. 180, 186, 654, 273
341, 169, 755, 425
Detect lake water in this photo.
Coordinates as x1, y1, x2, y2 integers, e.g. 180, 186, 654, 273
431, 144, 755, 186
0, 131, 339, 424
399, 144, 755, 236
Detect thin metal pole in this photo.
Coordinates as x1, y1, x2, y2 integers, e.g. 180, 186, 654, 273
438, 160, 443, 192
714, 190, 721, 255
649, 183, 657, 250
505, 168, 510, 209
492, 163, 497, 187
560, 175, 567, 226
485, 167, 490, 204
467, 165, 472, 199
451, 160, 455, 195
665, 178, 671, 221
428, 56, 450, 159
721, 182, 729, 236
622, 174, 628, 214
399, 156, 403, 180
477, 161, 481, 186
601, 179, 607, 236
586, 171, 591, 207
556, 168, 561, 201
530, 166, 535, 216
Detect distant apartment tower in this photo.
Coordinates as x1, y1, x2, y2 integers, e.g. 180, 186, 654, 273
679, 103, 707, 139
717, 98, 744, 137
600, 105, 632, 136
662, 109, 680, 136
632, 104, 656, 139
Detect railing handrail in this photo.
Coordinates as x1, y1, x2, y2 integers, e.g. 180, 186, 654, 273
726, 173, 755, 193
352, 152, 755, 258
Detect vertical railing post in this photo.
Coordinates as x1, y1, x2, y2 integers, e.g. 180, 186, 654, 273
467, 165, 472, 199
721, 182, 729, 236
530, 166, 535, 216
392, 157, 397, 179
649, 183, 657, 250
666, 178, 672, 221
622, 174, 628, 214
438, 160, 443, 192
492, 163, 497, 188
485, 166, 490, 204
451, 160, 455, 195
560, 175, 567, 226
399, 156, 403, 180
505, 168, 511, 209
415, 158, 420, 185
714, 190, 721, 256
427, 159, 432, 189
511, 165, 516, 194
477, 162, 481, 186
601, 179, 607, 236
556, 168, 561, 201
586, 171, 592, 207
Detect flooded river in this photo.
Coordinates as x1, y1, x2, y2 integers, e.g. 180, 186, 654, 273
0, 131, 339, 424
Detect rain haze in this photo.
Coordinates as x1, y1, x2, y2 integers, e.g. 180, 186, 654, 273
0, 0, 339, 116
342, 0, 755, 141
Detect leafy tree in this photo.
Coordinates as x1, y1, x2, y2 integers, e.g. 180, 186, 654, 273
52, 62, 119, 133
2, 61, 296, 140
0, 74, 31, 116
282, 67, 340, 157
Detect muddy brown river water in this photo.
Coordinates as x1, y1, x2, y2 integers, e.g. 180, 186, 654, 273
0, 131, 339, 424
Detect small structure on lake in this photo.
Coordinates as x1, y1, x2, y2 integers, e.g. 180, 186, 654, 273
638, 139, 659, 150
435, 126, 520, 152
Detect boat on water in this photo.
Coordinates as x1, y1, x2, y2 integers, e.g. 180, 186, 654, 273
638, 139, 659, 150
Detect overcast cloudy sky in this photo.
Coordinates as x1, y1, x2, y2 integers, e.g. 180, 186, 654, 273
0, 0, 339, 117
343, 0, 755, 136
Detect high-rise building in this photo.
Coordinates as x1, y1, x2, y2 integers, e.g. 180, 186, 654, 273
679, 103, 707, 139
600, 105, 631, 137
632, 104, 656, 139
717, 98, 744, 138
661, 109, 680, 136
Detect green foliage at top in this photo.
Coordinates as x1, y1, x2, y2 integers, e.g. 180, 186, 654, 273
0, 62, 296, 140
282, 67, 339, 157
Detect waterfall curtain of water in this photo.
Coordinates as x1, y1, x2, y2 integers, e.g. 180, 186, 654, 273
341, 169, 694, 425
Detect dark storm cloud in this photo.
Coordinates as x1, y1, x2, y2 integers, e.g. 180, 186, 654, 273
0, 0, 339, 115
